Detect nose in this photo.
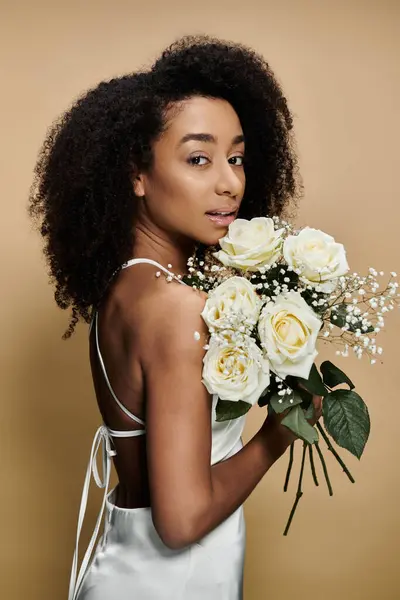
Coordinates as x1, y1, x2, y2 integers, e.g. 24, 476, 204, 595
215, 161, 244, 199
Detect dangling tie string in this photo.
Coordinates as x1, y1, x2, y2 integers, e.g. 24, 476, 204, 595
68, 425, 116, 600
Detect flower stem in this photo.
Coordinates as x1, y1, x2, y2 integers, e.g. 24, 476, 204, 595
308, 444, 319, 486
283, 441, 307, 536
315, 442, 333, 496
284, 442, 295, 492
316, 422, 355, 483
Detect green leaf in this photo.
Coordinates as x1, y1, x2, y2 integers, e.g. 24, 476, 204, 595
291, 384, 313, 408
258, 394, 269, 408
270, 391, 303, 414
301, 289, 330, 316
281, 405, 319, 444
362, 324, 375, 334
215, 399, 252, 422
257, 383, 276, 408
330, 303, 374, 333
296, 364, 328, 397
320, 361, 355, 390
330, 304, 348, 328
323, 390, 370, 458
304, 402, 315, 420
258, 373, 280, 408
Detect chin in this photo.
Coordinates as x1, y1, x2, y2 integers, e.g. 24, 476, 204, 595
199, 231, 227, 247
202, 224, 231, 247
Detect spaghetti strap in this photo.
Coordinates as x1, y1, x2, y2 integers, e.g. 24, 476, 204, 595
91, 258, 186, 425
121, 257, 187, 286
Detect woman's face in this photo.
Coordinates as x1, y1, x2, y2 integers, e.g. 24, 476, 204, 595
134, 96, 246, 247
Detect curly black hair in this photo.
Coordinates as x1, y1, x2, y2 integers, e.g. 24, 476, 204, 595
28, 34, 300, 338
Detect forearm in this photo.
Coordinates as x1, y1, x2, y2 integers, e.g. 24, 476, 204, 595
190, 422, 292, 543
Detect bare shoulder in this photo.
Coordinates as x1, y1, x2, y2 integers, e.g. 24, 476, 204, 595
137, 283, 209, 367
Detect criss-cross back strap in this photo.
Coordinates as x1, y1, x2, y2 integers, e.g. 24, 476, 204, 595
93, 310, 145, 426
90, 258, 186, 426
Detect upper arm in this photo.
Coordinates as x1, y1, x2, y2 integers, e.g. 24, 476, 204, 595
139, 286, 213, 548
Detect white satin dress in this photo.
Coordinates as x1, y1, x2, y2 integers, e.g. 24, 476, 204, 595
68, 259, 247, 600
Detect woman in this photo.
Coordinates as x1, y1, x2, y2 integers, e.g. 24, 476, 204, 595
29, 35, 322, 600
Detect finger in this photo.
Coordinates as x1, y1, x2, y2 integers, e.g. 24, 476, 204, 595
313, 395, 323, 408
312, 395, 323, 419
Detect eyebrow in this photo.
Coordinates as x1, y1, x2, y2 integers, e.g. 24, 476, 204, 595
178, 133, 245, 146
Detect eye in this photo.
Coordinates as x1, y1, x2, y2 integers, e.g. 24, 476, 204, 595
188, 155, 210, 166
228, 155, 245, 166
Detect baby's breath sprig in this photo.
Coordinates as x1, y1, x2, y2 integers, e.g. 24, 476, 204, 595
182, 247, 236, 293
248, 263, 301, 303
271, 215, 296, 236
317, 270, 400, 363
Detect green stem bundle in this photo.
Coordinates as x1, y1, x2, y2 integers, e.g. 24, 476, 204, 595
283, 442, 295, 492
316, 422, 355, 483
315, 441, 333, 496
308, 444, 319, 486
283, 442, 307, 536
281, 422, 356, 534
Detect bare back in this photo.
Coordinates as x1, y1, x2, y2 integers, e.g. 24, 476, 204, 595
89, 259, 202, 509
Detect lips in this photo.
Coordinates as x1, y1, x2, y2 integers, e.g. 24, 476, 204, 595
206, 210, 237, 227
206, 207, 237, 216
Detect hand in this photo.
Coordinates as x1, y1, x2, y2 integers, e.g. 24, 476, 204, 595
297, 382, 323, 427
261, 394, 323, 451
307, 393, 323, 427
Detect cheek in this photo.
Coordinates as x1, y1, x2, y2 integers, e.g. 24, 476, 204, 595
145, 164, 179, 199
149, 166, 208, 214
239, 171, 246, 193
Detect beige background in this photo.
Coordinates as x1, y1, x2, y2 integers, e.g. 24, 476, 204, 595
1, 1, 399, 598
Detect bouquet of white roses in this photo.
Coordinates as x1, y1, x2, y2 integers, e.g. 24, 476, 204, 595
182, 217, 399, 534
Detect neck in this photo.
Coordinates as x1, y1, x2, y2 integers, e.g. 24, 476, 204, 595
132, 223, 196, 276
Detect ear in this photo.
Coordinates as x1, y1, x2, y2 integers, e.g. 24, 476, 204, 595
132, 171, 145, 198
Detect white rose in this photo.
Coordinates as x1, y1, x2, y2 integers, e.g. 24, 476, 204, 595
258, 290, 322, 380
201, 276, 261, 330
283, 227, 349, 292
213, 217, 285, 271
202, 336, 270, 405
